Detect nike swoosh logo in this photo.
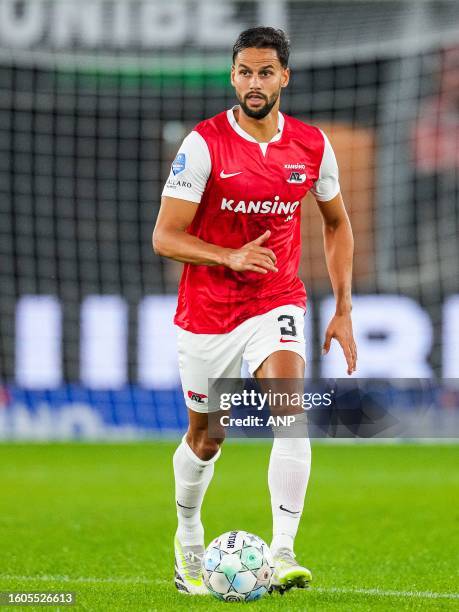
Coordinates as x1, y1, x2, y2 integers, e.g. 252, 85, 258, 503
176, 501, 197, 510
220, 170, 243, 179
279, 338, 300, 343
279, 504, 301, 515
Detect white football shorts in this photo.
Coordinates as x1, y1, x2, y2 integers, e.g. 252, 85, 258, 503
176, 304, 306, 413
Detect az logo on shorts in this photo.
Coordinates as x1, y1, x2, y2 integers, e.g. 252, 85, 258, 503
187, 390, 208, 403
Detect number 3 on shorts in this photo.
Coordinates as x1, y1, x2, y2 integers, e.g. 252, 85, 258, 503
278, 314, 297, 337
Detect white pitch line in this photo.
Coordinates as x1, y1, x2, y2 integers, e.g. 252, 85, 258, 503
0, 575, 165, 586
315, 586, 459, 600
0, 576, 458, 600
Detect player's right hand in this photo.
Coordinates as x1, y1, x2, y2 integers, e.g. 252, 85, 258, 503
221, 230, 278, 274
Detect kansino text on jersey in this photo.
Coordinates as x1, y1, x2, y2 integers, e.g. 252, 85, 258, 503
221, 197, 301, 214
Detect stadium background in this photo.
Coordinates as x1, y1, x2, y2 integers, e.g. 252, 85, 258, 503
0, 3, 458, 611
0, 0, 459, 439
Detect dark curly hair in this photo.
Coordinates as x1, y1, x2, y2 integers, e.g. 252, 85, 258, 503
232, 27, 290, 68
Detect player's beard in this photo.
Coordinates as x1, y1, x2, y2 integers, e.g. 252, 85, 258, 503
237, 89, 280, 119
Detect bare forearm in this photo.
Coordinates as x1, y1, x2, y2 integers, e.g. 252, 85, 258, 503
153, 228, 227, 266
153, 197, 277, 273
323, 218, 354, 314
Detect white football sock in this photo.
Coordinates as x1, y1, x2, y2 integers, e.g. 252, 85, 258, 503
268, 436, 311, 555
173, 435, 221, 547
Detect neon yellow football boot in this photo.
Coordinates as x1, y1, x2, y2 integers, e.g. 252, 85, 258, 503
174, 535, 208, 595
271, 548, 312, 593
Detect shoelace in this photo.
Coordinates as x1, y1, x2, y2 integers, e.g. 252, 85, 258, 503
183, 550, 203, 579
275, 548, 297, 567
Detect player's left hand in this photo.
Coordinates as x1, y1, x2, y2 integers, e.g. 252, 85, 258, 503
322, 313, 357, 375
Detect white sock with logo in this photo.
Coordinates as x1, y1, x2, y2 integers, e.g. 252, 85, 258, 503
173, 435, 221, 547
268, 436, 311, 556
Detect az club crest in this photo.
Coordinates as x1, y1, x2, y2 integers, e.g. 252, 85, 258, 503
287, 171, 306, 184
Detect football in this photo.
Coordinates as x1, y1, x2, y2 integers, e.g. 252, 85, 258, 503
202, 530, 274, 602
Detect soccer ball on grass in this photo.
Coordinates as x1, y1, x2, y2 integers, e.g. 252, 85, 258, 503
202, 530, 274, 602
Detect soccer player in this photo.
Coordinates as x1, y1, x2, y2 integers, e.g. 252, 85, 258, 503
153, 27, 356, 595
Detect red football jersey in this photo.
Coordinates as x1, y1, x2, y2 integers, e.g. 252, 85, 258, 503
162, 108, 339, 334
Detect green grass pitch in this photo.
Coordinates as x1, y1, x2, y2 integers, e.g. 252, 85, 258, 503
0, 442, 457, 611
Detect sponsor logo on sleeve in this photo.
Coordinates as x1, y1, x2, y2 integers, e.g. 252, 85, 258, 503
166, 178, 192, 190
172, 153, 186, 175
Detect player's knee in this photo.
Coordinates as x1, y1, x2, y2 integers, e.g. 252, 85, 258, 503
200, 438, 223, 461
188, 433, 223, 461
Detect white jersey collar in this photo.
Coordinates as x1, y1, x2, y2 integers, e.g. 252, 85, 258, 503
227, 105, 284, 145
